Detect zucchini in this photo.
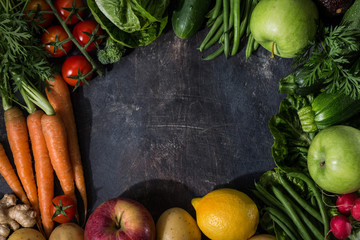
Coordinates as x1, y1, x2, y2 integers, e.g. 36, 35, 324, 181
278, 67, 325, 96
341, 0, 360, 28
297, 91, 360, 132
171, 0, 211, 39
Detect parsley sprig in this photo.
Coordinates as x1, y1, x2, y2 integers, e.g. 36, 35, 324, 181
293, 24, 360, 99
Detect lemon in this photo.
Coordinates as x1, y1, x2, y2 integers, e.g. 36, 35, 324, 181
191, 188, 259, 240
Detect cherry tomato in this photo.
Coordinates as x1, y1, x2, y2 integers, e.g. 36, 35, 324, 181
41, 25, 73, 58
51, 195, 76, 223
73, 20, 104, 51
62, 55, 93, 87
24, 0, 54, 27
54, 0, 85, 25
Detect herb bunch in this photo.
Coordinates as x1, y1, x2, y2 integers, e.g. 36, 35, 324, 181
293, 24, 360, 99
0, 0, 54, 114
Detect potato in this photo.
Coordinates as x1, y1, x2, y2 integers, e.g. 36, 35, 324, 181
249, 234, 276, 240
156, 207, 201, 240
49, 223, 84, 240
8, 228, 46, 240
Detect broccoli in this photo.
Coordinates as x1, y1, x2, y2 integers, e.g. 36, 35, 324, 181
97, 37, 126, 65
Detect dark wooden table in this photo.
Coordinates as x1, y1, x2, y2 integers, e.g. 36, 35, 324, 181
0, 26, 293, 226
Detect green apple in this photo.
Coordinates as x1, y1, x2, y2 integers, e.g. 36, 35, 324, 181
250, 0, 318, 58
307, 125, 360, 194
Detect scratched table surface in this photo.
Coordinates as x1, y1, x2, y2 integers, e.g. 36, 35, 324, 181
0, 25, 293, 229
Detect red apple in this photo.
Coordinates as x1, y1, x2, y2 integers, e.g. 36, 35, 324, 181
84, 198, 156, 240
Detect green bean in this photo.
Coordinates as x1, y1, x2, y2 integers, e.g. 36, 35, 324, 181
311, 195, 317, 206
255, 183, 323, 240
228, 0, 234, 29
254, 182, 283, 208
199, 13, 224, 52
223, 0, 230, 57
253, 39, 259, 50
269, 213, 298, 240
246, 34, 255, 62
272, 186, 313, 240
237, 0, 252, 42
293, 203, 324, 240
202, 45, 225, 61
252, 190, 280, 210
211, 0, 223, 21
278, 172, 323, 222
246, 0, 259, 36
288, 172, 330, 237
282, 194, 324, 240
203, 24, 224, 50
267, 207, 300, 240
231, 0, 241, 56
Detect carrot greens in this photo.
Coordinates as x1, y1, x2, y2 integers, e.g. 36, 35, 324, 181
281, 0, 360, 100
0, 0, 54, 114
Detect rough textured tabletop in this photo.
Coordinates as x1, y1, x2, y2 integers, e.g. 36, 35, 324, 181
0, 26, 293, 228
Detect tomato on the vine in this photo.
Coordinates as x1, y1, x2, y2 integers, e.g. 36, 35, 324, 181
41, 25, 73, 58
51, 195, 76, 223
54, 0, 85, 25
62, 55, 93, 87
73, 20, 104, 51
24, 0, 54, 27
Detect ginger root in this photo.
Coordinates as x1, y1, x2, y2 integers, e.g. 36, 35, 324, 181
0, 194, 37, 240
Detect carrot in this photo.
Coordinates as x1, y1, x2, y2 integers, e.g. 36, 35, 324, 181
46, 74, 87, 219
0, 143, 29, 205
40, 113, 76, 204
4, 107, 39, 213
27, 110, 54, 237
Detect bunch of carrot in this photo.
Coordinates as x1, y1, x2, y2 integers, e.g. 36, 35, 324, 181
0, 74, 87, 237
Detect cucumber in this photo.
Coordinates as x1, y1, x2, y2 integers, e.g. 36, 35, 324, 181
341, 0, 360, 28
278, 67, 325, 96
171, 0, 211, 39
297, 91, 360, 132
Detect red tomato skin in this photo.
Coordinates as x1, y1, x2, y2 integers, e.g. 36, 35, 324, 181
51, 195, 76, 223
24, 0, 54, 27
54, 0, 85, 25
73, 20, 104, 51
42, 25, 73, 58
62, 55, 93, 87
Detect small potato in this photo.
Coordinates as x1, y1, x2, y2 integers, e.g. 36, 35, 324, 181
156, 207, 201, 240
249, 234, 276, 240
8, 228, 46, 240
49, 223, 84, 240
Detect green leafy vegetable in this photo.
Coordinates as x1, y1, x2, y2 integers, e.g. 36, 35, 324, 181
95, 0, 141, 32
88, 0, 169, 48
268, 94, 315, 173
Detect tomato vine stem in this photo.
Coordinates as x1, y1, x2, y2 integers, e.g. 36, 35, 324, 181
45, 0, 104, 77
